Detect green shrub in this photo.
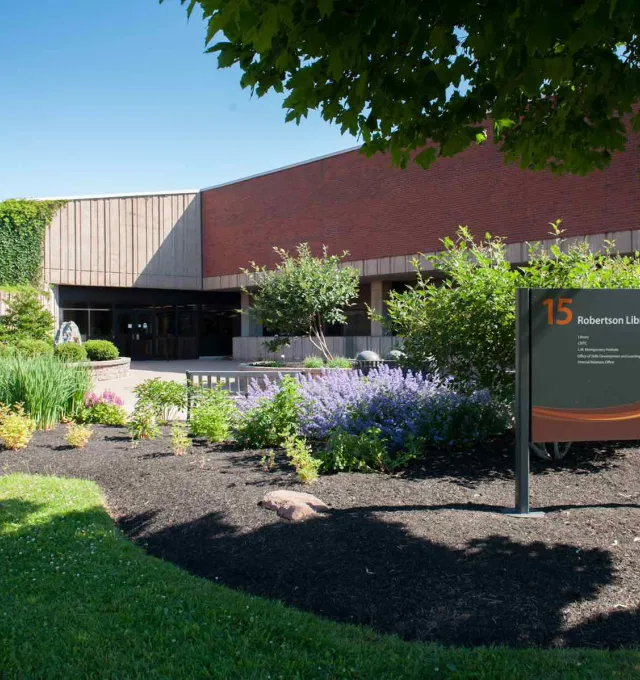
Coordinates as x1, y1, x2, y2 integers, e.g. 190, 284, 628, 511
84, 340, 119, 362
283, 434, 321, 484
65, 422, 93, 449
189, 385, 237, 442
54, 343, 87, 363
0, 344, 16, 358
0, 287, 55, 343
0, 404, 35, 450
384, 223, 640, 401
319, 427, 419, 473
80, 403, 127, 427
133, 378, 186, 423
0, 357, 90, 429
235, 376, 301, 449
127, 403, 160, 441
419, 393, 510, 451
326, 356, 352, 368
15, 339, 53, 358
170, 422, 192, 456
303, 356, 324, 369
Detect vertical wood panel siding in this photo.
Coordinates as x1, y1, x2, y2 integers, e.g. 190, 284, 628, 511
43, 193, 202, 290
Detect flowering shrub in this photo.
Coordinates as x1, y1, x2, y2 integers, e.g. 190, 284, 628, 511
81, 391, 127, 426
238, 365, 508, 465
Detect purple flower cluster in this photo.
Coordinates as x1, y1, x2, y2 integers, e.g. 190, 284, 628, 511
85, 390, 124, 408
237, 365, 505, 451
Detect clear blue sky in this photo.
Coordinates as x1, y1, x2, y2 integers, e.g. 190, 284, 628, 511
0, 0, 357, 200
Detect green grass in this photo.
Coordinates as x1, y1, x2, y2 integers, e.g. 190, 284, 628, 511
1, 474, 638, 679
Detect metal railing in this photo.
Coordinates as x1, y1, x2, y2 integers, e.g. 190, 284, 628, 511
185, 370, 303, 417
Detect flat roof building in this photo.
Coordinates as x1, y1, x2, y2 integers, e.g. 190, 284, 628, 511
38, 135, 640, 361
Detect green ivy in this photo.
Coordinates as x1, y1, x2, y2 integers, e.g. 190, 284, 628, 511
0, 199, 66, 287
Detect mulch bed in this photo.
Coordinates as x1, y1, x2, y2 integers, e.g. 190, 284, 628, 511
1, 426, 639, 650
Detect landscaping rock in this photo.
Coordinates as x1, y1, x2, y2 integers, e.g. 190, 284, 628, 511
261, 490, 330, 521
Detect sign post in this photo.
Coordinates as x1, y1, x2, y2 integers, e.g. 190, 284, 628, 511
505, 288, 544, 517
507, 288, 640, 516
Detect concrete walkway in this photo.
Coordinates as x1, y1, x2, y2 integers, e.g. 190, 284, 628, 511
99, 359, 245, 415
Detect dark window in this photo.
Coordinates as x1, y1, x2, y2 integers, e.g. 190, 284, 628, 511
177, 310, 196, 337
89, 310, 112, 340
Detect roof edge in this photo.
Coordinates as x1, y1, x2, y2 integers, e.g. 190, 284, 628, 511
29, 189, 200, 201
200, 145, 361, 192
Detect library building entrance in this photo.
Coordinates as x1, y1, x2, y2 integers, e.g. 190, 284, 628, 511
58, 286, 240, 360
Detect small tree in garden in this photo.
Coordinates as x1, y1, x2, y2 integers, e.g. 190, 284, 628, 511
0, 288, 54, 343
242, 244, 360, 361
384, 222, 640, 404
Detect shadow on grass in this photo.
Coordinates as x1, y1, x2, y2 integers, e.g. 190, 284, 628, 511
118, 501, 634, 649
3, 492, 638, 652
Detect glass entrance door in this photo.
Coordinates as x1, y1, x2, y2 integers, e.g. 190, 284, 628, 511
134, 310, 154, 360
114, 309, 155, 360
155, 307, 176, 360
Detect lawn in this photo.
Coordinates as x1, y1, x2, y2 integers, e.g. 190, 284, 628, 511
1, 473, 639, 679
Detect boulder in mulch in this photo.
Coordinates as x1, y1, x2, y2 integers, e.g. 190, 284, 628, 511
261, 490, 330, 522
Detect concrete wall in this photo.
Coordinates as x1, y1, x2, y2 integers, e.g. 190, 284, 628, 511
202, 133, 640, 287
233, 335, 401, 362
44, 192, 201, 290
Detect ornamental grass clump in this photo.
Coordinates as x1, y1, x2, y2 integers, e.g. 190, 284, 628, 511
0, 357, 90, 429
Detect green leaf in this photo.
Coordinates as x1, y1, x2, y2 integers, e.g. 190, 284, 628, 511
414, 148, 437, 169
318, 0, 333, 18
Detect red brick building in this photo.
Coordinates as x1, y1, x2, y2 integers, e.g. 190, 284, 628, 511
40, 136, 640, 360
200, 138, 640, 359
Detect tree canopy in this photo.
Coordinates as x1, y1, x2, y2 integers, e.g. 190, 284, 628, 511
174, 0, 640, 175
242, 244, 360, 360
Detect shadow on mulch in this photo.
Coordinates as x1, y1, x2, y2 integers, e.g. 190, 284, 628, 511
120, 502, 638, 650
219, 433, 629, 487
3, 425, 639, 650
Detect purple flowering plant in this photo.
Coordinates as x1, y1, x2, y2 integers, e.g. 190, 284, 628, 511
237, 365, 507, 455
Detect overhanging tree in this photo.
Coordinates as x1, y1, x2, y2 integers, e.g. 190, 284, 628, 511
242, 244, 360, 360
173, 0, 640, 175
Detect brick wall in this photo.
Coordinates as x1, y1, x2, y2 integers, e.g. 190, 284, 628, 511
202, 137, 640, 278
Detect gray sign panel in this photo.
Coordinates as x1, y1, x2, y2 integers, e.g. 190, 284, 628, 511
530, 289, 640, 442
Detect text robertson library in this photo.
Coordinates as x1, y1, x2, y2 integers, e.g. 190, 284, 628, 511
577, 316, 640, 325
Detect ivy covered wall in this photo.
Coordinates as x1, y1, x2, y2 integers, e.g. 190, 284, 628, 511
0, 199, 65, 288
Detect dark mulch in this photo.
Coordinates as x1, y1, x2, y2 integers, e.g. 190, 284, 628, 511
2, 426, 640, 650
